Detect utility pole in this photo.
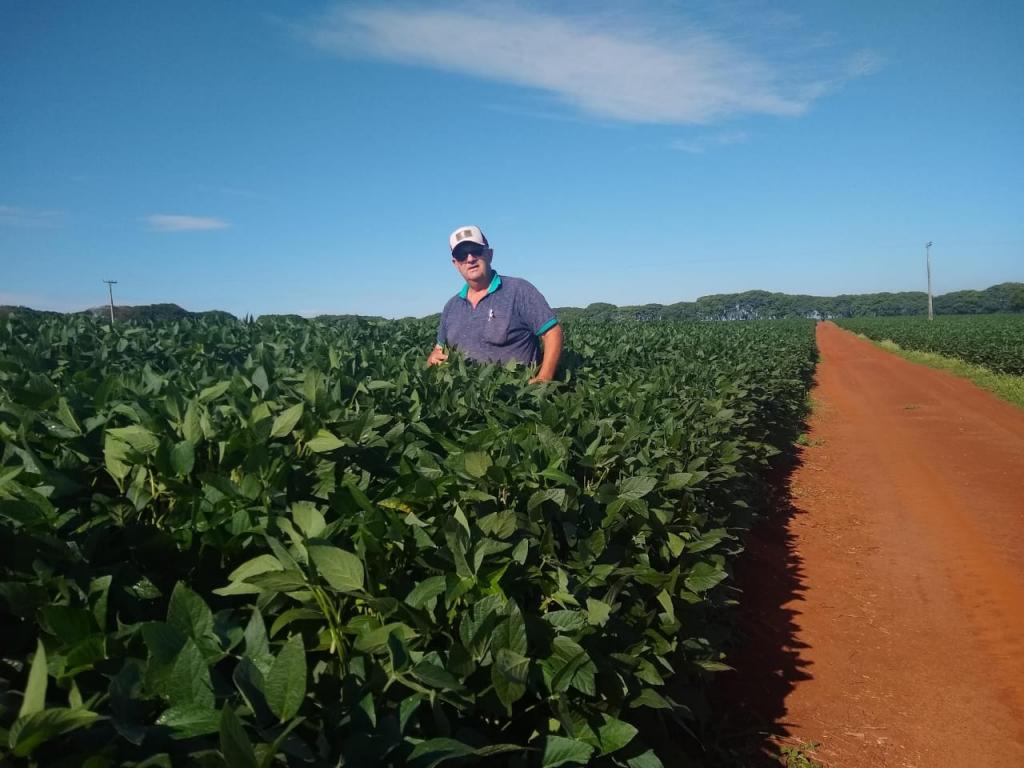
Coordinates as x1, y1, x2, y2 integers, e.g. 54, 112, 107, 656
103, 280, 118, 323
925, 242, 934, 321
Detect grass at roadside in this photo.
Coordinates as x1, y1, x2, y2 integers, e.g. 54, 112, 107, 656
857, 335, 1024, 409
777, 740, 825, 767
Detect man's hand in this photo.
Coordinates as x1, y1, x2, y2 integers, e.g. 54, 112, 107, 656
427, 345, 448, 366
529, 324, 563, 383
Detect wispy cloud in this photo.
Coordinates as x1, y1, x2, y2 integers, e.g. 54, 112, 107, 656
671, 130, 749, 153
0, 205, 63, 228
299, 3, 881, 125
143, 214, 230, 232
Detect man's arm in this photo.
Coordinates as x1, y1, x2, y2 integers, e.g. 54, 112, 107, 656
428, 304, 450, 365
531, 323, 563, 382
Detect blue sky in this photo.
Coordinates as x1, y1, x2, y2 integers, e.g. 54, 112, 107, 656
2, 1, 1022, 318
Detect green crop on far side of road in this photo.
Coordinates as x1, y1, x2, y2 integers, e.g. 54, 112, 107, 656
837, 314, 1024, 375
866, 336, 1024, 409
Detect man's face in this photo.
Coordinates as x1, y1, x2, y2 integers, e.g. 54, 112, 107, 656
452, 243, 492, 283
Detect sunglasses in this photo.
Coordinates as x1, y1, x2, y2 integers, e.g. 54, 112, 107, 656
453, 245, 488, 262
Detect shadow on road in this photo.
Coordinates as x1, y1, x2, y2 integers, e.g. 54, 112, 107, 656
704, 446, 815, 766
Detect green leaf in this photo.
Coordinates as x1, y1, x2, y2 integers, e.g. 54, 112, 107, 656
251, 366, 269, 395
405, 575, 447, 609
543, 610, 587, 633
458, 593, 504, 658
618, 475, 657, 500
18, 639, 48, 718
270, 403, 304, 438
656, 590, 674, 623
463, 451, 492, 478
308, 545, 364, 592
686, 527, 728, 553
478, 510, 517, 539
492, 600, 528, 656
408, 737, 475, 768
232, 658, 268, 718
215, 554, 286, 596
512, 538, 529, 564
694, 659, 732, 672
491, 648, 529, 710
107, 424, 160, 454
268, 608, 322, 639
411, 661, 462, 691
596, 715, 638, 755
168, 639, 213, 708
183, 400, 202, 445
166, 583, 218, 656
156, 704, 221, 739
167, 583, 214, 635
198, 381, 231, 403
307, 429, 347, 452
683, 561, 727, 593
399, 694, 423, 734
103, 434, 131, 481
142, 621, 186, 666
290, 501, 325, 538
387, 632, 411, 674
8, 708, 100, 757
243, 609, 273, 672
265, 634, 306, 721
220, 704, 257, 768
541, 735, 594, 768
170, 440, 195, 476
586, 598, 612, 627
89, 574, 112, 629
627, 749, 666, 768
630, 688, 672, 710
543, 636, 596, 695
55, 397, 82, 434
244, 570, 309, 593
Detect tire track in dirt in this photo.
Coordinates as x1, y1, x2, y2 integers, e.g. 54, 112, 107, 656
726, 322, 1024, 767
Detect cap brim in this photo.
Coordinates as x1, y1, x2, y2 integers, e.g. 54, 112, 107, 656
452, 239, 487, 254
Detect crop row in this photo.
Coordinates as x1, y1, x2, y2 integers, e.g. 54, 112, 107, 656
836, 314, 1024, 375
0, 315, 816, 767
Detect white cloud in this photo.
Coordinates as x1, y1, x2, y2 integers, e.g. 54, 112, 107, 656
0, 205, 63, 228
143, 214, 230, 232
671, 130, 748, 153
300, 3, 880, 125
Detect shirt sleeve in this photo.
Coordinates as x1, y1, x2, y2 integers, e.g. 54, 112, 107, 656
517, 280, 558, 335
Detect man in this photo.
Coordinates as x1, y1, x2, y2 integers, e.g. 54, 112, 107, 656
427, 225, 563, 383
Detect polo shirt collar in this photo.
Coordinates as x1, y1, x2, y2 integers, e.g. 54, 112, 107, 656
458, 271, 502, 299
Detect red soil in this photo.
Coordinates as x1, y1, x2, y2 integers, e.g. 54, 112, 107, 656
724, 322, 1024, 767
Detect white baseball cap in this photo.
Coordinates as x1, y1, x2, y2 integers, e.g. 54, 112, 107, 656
449, 225, 489, 253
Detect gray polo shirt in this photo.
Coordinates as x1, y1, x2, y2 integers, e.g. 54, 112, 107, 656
437, 273, 558, 365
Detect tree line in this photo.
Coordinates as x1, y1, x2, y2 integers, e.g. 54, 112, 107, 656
554, 282, 1024, 322
3, 283, 1021, 323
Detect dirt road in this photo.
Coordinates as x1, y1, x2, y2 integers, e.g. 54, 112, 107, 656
725, 322, 1024, 767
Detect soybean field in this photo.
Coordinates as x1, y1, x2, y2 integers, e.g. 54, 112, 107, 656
836, 314, 1024, 375
0, 314, 816, 767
